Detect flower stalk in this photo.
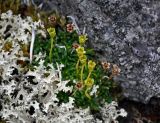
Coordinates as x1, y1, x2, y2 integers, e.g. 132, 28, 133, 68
85, 88, 91, 100
47, 27, 56, 63
81, 64, 85, 83
49, 37, 54, 63
76, 59, 80, 74
84, 78, 94, 99
87, 60, 96, 80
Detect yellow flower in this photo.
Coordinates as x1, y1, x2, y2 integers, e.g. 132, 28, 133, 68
76, 46, 86, 57
79, 55, 87, 65
88, 60, 96, 72
47, 27, 56, 38
85, 78, 94, 88
79, 34, 88, 45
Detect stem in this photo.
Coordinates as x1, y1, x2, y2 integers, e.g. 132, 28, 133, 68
76, 59, 80, 74
71, 89, 77, 96
87, 71, 92, 80
81, 64, 85, 83
49, 38, 54, 63
85, 88, 91, 100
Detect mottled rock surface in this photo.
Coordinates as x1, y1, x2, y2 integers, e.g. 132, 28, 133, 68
33, 0, 160, 103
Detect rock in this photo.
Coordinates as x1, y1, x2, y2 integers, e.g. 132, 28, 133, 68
157, 47, 160, 54
118, 97, 160, 123
32, 0, 160, 103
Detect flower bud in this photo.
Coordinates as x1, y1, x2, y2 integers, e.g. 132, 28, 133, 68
47, 27, 56, 38
76, 46, 86, 58
66, 23, 74, 33
88, 60, 96, 72
79, 55, 87, 65
85, 78, 94, 88
112, 64, 121, 76
79, 34, 88, 45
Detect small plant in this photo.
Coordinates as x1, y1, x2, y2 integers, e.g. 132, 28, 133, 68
32, 14, 122, 111
0, 2, 127, 123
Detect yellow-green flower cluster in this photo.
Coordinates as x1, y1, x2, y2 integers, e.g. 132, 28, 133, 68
76, 46, 86, 65
76, 47, 85, 57
88, 60, 96, 72
84, 60, 96, 99
47, 27, 56, 63
84, 78, 94, 99
79, 34, 88, 45
85, 78, 94, 88
47, 27, 56, 38
79, 55, 87, 65
86, 60, 96, 80
75, 36, 97, 100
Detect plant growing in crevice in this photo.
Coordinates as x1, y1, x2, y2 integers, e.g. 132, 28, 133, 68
31, 14, 124, 111
0, 3, 127, 123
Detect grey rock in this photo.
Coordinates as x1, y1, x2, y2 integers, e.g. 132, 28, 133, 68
32, 0, 160, 103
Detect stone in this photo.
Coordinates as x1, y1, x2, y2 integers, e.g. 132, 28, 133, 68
157, 47, 160, 54
32, 0, 160, 103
